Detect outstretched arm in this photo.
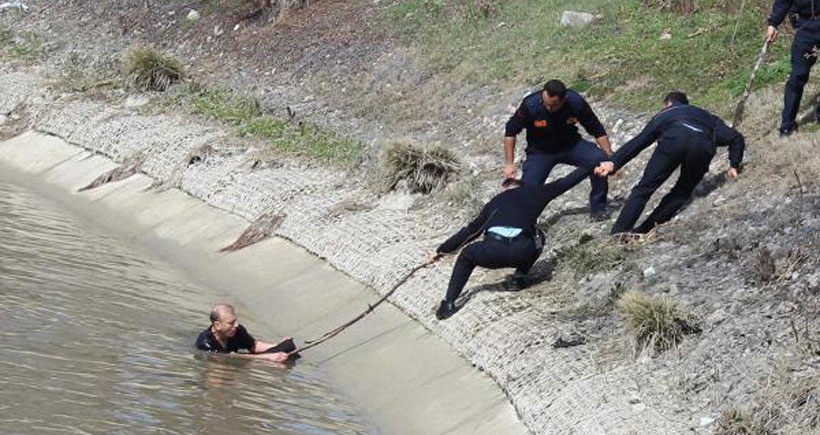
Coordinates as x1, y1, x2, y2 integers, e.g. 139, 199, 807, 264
536, 167, 593, 206
437, 201, 497, 254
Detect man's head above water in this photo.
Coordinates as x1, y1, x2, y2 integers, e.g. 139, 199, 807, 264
210, 303, 239, 338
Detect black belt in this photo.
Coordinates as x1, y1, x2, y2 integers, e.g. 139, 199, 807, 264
485, 231, 530, 243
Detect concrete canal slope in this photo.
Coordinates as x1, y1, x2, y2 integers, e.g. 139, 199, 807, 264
0, 131, 528, 435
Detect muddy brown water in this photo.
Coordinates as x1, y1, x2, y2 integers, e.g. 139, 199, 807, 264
0, 179, 374, 434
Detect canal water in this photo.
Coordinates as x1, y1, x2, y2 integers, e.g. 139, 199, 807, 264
0, 179, 373, 434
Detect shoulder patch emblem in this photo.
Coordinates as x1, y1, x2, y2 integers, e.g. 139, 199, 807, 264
567, 117, 578, 125
534, 120, 547, 128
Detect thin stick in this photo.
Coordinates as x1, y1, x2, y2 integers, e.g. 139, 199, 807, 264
289, 210, 499, 356
288, 260, 434, 356
732, 39, 771, 128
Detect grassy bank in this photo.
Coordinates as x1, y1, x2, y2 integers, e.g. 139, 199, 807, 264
153, 83, 364, 166
385, 0, 791, 113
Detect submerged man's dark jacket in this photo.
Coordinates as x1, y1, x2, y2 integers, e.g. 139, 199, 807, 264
437, 168, 590, 254
610, 103, 745, 170
505, 90, 607, 154
768, 0, 820, 26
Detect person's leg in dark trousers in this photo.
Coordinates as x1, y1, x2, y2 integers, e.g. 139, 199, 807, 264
611, 145, 683, 234
521, 153, 559, 186
444, 238, 538, 303
781, 23, 819, 133
563, 139, 608, 215
633, 150, 712, 233
445, 240, 507, 303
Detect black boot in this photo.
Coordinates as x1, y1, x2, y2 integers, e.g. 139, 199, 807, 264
435, 300, 458, 320
508, 272, 529, 291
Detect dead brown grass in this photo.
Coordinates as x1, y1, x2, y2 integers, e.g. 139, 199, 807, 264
617, 290, 699, 354
382, 140, 460, 194
715, 408, 768, 435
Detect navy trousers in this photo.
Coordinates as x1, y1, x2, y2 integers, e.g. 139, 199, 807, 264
444, 236, 542, 303
782, 19, 820, 131
611, 141, 714, 234
522, 139, 608, 214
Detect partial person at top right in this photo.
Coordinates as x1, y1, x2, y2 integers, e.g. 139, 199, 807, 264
766, 0, 820, 137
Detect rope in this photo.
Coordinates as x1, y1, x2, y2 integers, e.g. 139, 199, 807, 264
288, 259, 434, 356
288, 209, 499, 357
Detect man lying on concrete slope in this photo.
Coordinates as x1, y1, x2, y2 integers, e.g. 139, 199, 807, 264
430, 167, 596, 320
196, 303, 297, 363
594, 91, 745, 235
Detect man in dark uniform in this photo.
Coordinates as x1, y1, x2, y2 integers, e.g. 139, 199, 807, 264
594, 92, 745, 235
504, 79, 613, 221
430, 167, 593, 320
766, 0, 820, 136
196, 303, 297, 363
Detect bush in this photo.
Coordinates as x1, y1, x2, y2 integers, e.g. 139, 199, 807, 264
383, 141, 460, 194
124, 46, 184, 92
617, 290, 699, 353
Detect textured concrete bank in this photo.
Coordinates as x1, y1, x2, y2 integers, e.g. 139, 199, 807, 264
0, 131, 527, 435
0, 70, 679, 434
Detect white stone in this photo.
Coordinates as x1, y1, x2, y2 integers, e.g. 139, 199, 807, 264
560, 11, 596, 28
186, 9, 200, 21
643, 266, 656, 278
700, 417, 715, 426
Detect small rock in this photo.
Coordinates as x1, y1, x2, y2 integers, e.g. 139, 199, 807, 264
233, 23, 240, 31
186, 9, 200, 21
660, 29, 672, 40
0, 114, 6, 125
214, 25, 223, 36
124, 95, 150, 109
643, 266, 656, 278
700, 417, 715, 426
560, 10, 597, 28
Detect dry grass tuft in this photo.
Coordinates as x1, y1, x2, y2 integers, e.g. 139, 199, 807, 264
382, 141, 460, 194
617, 290, 699, 353
715, 408, 768, 435
760, 377, 820, 432
123, 45, 184, 92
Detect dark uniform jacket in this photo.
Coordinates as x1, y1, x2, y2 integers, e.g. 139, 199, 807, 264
437, 168, 590, 254
196, 325, 256, 353
610, 103, 745, 170
505, 90, 607, 155
768, 0, 820, 26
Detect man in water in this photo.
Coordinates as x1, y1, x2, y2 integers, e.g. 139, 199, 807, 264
196, 303, 296, 363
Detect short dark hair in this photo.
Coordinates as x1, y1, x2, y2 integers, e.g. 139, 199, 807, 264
663, 91, 689, 105
502, 178, 523, 188
209, 310, 219, 322
543, 80, 567, 99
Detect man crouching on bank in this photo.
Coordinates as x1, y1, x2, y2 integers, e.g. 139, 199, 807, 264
430, 167, 593, 320
196, 303, 296, 363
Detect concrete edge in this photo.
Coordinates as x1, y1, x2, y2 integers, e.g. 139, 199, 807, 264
0, 130, 529, 435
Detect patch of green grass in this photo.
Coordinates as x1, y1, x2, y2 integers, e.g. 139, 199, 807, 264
168, 83, 262, 125
152, 83, 364, 166
241, 118, 363, 165
563, 240, 628, 277
385, 0, 790, 113
0, 26, 47, 61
